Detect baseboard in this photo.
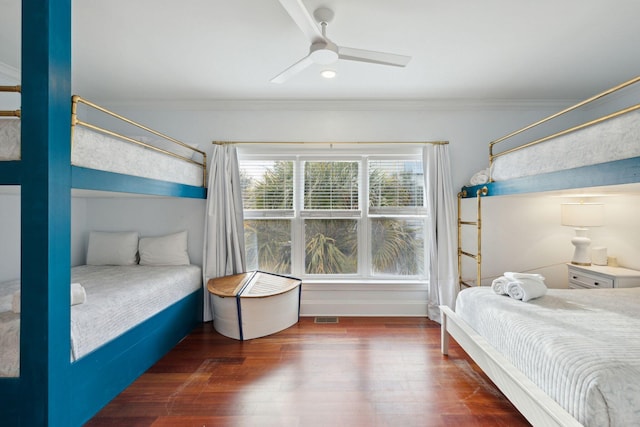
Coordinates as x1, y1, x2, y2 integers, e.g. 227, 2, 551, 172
300, 299, 427, 317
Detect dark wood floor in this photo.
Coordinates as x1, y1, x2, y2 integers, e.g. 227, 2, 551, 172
86, 317, 529, 427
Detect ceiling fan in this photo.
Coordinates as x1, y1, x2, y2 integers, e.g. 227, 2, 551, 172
271, 0, 411, 83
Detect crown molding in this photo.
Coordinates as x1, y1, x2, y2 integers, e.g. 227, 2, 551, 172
99, 97, 577, 113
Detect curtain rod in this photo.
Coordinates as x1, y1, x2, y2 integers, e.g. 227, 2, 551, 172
212, 140, 448, 145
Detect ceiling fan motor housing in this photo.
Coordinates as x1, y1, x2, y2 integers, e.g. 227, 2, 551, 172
310, 40, 339, 64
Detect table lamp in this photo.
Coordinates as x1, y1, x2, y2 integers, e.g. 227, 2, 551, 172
561, 202, 604, 265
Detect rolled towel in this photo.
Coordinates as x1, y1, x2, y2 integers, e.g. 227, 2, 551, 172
71, 283, 87, 306
491, 276, 510, 295
11, 283, 86, 314
469, 169, 490, 186
506, 279, 547, 302
11, 291, 20, 314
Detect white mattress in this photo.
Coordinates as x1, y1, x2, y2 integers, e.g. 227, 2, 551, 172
491, 108, 640, 181
0, 119, 203, 187
0, 264, 201, 377
456, 286, 640, 426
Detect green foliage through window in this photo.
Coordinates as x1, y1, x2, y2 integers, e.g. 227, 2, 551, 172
240, 154, 427, 279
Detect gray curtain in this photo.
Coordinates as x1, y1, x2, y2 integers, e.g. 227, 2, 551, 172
423, 143, 458, 321
202, 144, 246, 321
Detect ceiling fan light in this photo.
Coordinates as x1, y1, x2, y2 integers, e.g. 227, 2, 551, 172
321, 69, 337, 79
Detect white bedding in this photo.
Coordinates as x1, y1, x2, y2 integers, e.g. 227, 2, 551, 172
491, 108, 640, 181
0, 264, 201, 377
0, 119, 203, 187
0, 119, 20, 160
0, 279, 20, 377
456, 286, 640, 426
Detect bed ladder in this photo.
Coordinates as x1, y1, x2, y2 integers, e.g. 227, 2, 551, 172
457, 186, 488, 288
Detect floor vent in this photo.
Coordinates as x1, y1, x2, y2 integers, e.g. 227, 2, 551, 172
314, 316, 339, 324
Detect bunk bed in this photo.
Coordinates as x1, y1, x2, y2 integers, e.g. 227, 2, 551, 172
1, 86, 208, 198
460, 75, 640, 199
445, 75, 640, 426
1, 263, 202, 377
0, 12, 209, 421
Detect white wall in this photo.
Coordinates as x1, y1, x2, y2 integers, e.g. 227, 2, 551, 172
81, 196, 206, 266
0, 193, 204, 282
71, 197, 88, 267
0, 190, 87, 282
0, 191, 20, 282
589, 193, 640, 271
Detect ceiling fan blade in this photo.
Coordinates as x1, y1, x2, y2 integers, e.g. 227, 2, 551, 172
338, 46, 411, 67
277, 0, 325, 43
270, 55, 315, 84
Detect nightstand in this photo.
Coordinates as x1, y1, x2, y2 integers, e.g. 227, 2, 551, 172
567, 264, 640, 289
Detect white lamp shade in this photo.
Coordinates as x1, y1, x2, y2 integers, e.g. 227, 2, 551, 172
561, 203, 604, 227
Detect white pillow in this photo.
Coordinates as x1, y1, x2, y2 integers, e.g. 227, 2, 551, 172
138, 231, 190, 266
86, 231, 139, 266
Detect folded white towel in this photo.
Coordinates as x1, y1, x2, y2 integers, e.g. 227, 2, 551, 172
506, 279, 547, 302
71, 283, 87, 306
11, 283, 87, 314
491, 276, 510, 295
504, 272, 545, 282
469, 168, 490, 186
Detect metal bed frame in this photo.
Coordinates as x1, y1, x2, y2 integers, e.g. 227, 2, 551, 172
489, 75, 640, 176
460, 75, 640, 199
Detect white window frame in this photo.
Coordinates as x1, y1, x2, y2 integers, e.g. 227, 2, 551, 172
238, 144, 429, 283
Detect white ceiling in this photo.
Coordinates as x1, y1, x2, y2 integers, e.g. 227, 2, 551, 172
2, 0, 640, 104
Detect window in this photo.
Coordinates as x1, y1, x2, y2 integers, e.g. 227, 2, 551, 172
239, 146, 428, 281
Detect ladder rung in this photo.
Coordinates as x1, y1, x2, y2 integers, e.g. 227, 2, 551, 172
460, 251, 478, 259
460, 221, 478, 226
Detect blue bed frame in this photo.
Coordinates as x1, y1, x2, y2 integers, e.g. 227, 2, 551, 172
0, 1, 205, 424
